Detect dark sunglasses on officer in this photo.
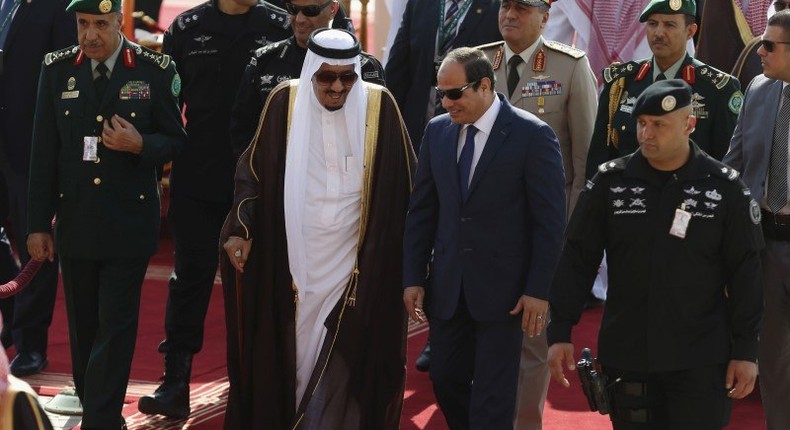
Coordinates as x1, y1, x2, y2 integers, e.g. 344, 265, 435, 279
776, 1, 789, 11
435, 80, 480, 100
314, 70, 358, 86
760, 38, 790, 53
284, 0, 334, 17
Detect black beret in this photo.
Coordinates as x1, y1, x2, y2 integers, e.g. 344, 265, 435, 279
632, 79, 692, 117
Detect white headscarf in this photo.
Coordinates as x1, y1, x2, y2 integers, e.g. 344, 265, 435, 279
284, 29, 368, 294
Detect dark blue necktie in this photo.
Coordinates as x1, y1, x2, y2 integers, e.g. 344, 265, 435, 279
458, 125, 477, 199
0, 0, 19, 50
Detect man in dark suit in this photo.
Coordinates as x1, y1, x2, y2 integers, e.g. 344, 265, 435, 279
402, 47, 566, 429
0, 0, 75, 377
386, 0, 502, 148
26, 0, 185, 428
387, 0, 502, 371
724, 10, 790, 429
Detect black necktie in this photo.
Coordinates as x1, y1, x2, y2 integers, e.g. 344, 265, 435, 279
94, 62, 109, 100
655, 72, 666, 82
507, 55, 523, 98
768, 86, 790, 212
458, 125, 477, 199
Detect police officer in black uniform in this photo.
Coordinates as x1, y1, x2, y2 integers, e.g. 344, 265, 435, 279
229, 0, 384, 156
547, 80, 764, 429
586, 0, 743, 178
27, 0, 185, 427
136, 0, 291, 420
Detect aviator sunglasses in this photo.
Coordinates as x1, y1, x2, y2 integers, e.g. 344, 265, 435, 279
435, 80, 480, 100
314, 70, 358, 86
761, 39, 790, 52
284, 0, 334, 17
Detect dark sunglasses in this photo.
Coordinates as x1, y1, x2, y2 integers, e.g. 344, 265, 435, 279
314, 70, 358, 86
761, 39, 790, 52
284, 0, 334, 17
775, 1, 789, 11
435, 80, 479, 100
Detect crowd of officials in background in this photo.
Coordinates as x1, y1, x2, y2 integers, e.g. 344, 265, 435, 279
0, 0, 789, 429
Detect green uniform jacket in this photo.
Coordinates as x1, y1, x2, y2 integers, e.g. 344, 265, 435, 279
586, 54, 743, 178
28, 38, 186, 259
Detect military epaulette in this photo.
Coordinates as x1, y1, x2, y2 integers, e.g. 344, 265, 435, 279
360, 52, 384, 82
175, 6, 204, 31
696, 65, 736, 90
543, 40, 585, 59
710, 162, 741, 182
602, 60, 642, 85
476, 40, 504, 51
253, 39, 288, 61
260, 2, 290, 29
43, 46, 80, 66
131, 43, 172, 70
597, 157, 628, 174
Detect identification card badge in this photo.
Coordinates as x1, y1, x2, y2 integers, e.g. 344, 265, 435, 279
83, 136, 98, 161
669, 204, 691, 238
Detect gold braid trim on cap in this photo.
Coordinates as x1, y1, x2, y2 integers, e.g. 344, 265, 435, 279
607, 77, 625, 148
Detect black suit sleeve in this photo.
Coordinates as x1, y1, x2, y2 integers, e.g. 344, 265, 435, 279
384, 0, 415, 109
51, 1, 76, 50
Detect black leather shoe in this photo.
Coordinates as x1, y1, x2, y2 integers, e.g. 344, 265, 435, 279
10, 351, 47, 377
415, 341, 431, 372
138, 352, 192, 419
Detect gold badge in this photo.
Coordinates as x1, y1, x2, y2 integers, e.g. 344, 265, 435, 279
99, 0, 112, 13
661, 95, 677, 112
669, 0, 682, 11
67, 77, 76, 90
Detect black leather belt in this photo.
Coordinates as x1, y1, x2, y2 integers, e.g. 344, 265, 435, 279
761, 209, 790, 241
762, 208, 790, 226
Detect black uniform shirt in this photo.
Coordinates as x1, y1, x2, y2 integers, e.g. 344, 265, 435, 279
548, 143, 764, 373
229, 36, 386, 156
162, 0, 291, 201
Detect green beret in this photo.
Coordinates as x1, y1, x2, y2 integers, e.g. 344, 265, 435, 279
639, 0, 696, 22
66, 0, 121, 14
632, 79, 692, 117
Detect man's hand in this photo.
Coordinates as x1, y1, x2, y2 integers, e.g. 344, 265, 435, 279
509, 294, 548, 337
725, 360, 757, 399
27, 233, 55, 262
403, 286, 426, 323
102, 115, 143, 154
223, 236, 252, 272
548, 343, 575, 388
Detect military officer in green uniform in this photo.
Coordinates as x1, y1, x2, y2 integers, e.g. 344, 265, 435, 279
585, 0, 743, 178
477, 1, 598, 429
26, 0, 185, 428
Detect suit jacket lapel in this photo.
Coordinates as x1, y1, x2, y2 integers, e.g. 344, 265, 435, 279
454, 0, 488, 46
4, 0, 30, 51
443, 121, 463, 201
467, 97, 510, 200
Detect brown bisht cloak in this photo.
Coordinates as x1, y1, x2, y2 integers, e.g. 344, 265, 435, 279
220, 81, 415, 429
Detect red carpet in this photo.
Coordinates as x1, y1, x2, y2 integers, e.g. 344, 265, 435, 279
13, 239, 768, 429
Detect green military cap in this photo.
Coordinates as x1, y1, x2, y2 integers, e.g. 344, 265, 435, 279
639, 0, 696, 22
66, 0, 121, 14
632, 79, 692, 117
506, 0, 555, 6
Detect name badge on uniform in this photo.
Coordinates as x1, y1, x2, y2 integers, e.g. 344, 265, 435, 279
61, 90, 79, 99
83, 136, 98, 161
669, 205, 691, 238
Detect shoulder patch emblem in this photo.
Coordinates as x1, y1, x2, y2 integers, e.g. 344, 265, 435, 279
543, 40, 585, 59
171, 73, 181, 97
728, 90, 744, 114
750, 199, 761, 225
